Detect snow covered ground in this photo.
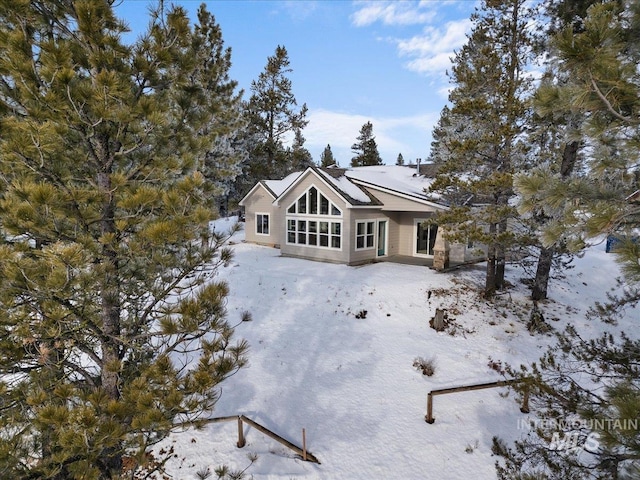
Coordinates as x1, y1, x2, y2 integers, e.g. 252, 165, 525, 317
159, 218, 635, 479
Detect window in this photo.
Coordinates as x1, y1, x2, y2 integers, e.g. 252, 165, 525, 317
355, 221, 375, 250
285, 186, 342, 250
297, 194, 307, 214
287, 186, 341, 217
320, 195, 329, 215
287, 219, 341, 249
309, 187, 318, 214
256, 213, 269, 235
331, 223, 341, 248
308, 221, 317, 246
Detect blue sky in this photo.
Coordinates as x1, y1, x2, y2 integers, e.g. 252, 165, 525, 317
115, 1, 479, 166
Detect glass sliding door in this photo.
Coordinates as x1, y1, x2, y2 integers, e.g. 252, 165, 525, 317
415, 221, 438, 257
377, 220, 387, 257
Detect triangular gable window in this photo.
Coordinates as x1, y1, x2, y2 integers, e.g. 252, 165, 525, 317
286, 186, 342, 250
287, 186, 342, 216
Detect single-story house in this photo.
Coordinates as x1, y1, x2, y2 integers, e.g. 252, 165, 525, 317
239, 164, 485, 269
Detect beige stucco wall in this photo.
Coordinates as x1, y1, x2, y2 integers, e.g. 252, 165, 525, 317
277, 171, 352, 264
241, 185, 280, 246
242, 172, 486, 267
347, 209, 390, 265
359, 187, 441, 213
395, 212, 439, 257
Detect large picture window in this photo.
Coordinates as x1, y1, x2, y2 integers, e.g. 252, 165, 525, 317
287, 219, 341, 249
287, 186, 341, 217
286, 186, 342, 250
355, 221, 375, 250
256, 213, 269, 235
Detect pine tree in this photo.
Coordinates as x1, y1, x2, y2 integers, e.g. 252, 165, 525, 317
288, 129, 314, 171
351, 121, 383, 167
396, 153, 405, 166
494, 3, 640, 478
320, 144, 337, 167
0, 2, 248, 478
493, 329, 640, 479
244, 45, 308, 184
517, 0, 640, 282
428, 0, 536, 298
191, 7, 249, 216
515, 0, 602, 301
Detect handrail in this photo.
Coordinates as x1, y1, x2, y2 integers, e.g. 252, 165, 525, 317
207, 414, 320, 464
425, 379, 529, 424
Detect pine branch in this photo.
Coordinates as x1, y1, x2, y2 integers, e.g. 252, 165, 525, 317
589, 73, 637, 124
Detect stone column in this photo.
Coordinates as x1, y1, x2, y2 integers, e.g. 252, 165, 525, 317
432, 228, 449, 271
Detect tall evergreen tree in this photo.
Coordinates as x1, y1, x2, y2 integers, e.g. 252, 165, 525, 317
0, 2, 248, 478
428, 0, 536, 298
396, 153, 405, 166
320, 143, 337, 167
517, 0, 640, 282
350, 121, 383, 167
516, 0, 602, 301
494, 3, 640, 478
190, 8, 249, 215
244, 45, 308, 184
288, 129, 314, 171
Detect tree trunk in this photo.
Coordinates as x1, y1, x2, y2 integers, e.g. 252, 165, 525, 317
98, 169, 123, 477
432, 308, 446, 331
532, 246, 554, 301
41, 344, 68, 480
560, 140, 579, 177
496, 218, 508, 290
485, 224, 498, 298
530, 140, 578, 300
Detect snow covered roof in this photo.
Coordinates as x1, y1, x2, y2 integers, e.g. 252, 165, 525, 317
345, 165, 436, 202
263, 171, 303, 197
251, 164, 443, 208
315, 167, 378, 205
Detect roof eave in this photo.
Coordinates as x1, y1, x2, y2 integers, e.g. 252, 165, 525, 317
239, 181, 276, 206
350, 179, 449, 210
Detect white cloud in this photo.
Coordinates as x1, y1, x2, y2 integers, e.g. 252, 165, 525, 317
396, 19, 471, 75
405, 52, 454, 76
351, 1, 436, 27
351, 2, 473, 81
305, 109, 438, 165
397, 19, 471, 57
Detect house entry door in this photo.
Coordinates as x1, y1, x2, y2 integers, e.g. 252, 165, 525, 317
377, 220, 387, 257
416, 221, 438, 257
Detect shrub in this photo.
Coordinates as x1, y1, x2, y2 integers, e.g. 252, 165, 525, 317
413, 356, 436, 376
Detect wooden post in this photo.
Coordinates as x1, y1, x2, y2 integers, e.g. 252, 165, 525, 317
237, 416, 245, 448
302, 428, 307, 461
520, 387, 530, 414
432, 308, 445, 331
239, 415, 320, 464
425, 392, 435, 424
